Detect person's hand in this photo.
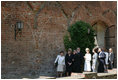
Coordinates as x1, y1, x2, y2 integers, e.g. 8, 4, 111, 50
68, 63, 70, 65
68, 63, 72, 65
70, 63, 72, 65
72, 59, 74, 61
84, 56, 86, 59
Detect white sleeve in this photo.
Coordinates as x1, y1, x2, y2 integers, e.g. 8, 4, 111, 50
63, 57, 65, 65
106, 52, 109, 64
94, 53, 98, 65
54, 55, 59, 63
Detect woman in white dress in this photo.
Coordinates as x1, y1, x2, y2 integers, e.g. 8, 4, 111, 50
54, 51, 65, 77
84, 48, 91, 72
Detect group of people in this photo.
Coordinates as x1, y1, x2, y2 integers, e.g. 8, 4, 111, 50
54, 47, 114, 77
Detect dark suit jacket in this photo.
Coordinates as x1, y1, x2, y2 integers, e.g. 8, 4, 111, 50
109, 53, 114, 62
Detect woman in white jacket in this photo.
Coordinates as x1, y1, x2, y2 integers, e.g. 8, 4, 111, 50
84, 48, 91, 72
92, 48, 98, 72
54, 51, 65, 77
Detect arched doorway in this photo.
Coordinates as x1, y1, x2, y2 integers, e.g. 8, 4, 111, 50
92, 21, 117, 68
105, 25, 116, 68
92, 21, 107, 48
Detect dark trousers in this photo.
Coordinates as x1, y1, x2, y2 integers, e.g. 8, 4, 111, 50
108, 61, 113, 69
98, 59, 105, 73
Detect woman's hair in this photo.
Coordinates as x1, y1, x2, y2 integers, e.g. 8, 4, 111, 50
68, 48, 72, 51
60, 51, 64, 54
103, 48, 107, 52
93, 48, 98, 53
85, 48, 90, 51
68, 48, 72, 54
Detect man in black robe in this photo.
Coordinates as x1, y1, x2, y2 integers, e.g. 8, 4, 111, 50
98, 48, 106, 73
76, 47, 84, 73
72, 50, 81, 73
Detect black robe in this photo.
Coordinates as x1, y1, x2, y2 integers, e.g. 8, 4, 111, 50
65, 53, 73, 73
98, 51, 106, 73
72, 53, 82, 73
77, 52, 84, 73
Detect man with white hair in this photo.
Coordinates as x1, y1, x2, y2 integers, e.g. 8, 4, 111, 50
76, 47, 84, 73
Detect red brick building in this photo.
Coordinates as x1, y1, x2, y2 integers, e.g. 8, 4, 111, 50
1, 1, 117, 78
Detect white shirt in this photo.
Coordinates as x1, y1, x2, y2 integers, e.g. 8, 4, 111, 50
104, 52, 109, 64
54, 55, 65, 65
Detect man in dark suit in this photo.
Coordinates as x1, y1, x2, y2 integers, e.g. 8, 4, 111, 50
108, 48, 114, 69
76, 47, 84, 73
98, 48, 106, 73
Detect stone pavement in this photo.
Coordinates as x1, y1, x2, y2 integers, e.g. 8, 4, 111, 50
38, 68, 117, 79
97, 68, 117, 79
3, 69, 116, 79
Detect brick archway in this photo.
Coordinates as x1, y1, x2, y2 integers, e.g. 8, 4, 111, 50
89, 16, 112, 27
89, 15, 114, 48
91, 18, 117, 68
92, 20, 107, 48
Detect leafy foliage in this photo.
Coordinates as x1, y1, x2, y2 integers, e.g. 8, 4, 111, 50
64, 21, 95, 54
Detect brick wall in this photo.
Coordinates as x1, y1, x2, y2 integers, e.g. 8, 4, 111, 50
1, 1, 117, 78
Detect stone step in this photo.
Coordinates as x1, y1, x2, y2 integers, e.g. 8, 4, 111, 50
56, 76, 85, 79
57, 68, 117, 79
39, 76, 56, 79
71, 72, 97, 79
97, 69, 117, 79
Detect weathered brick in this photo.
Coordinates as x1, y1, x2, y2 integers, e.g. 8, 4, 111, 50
1, 1, 117, 79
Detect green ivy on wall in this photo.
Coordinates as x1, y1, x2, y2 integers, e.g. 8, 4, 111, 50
64, 21, 95, 54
